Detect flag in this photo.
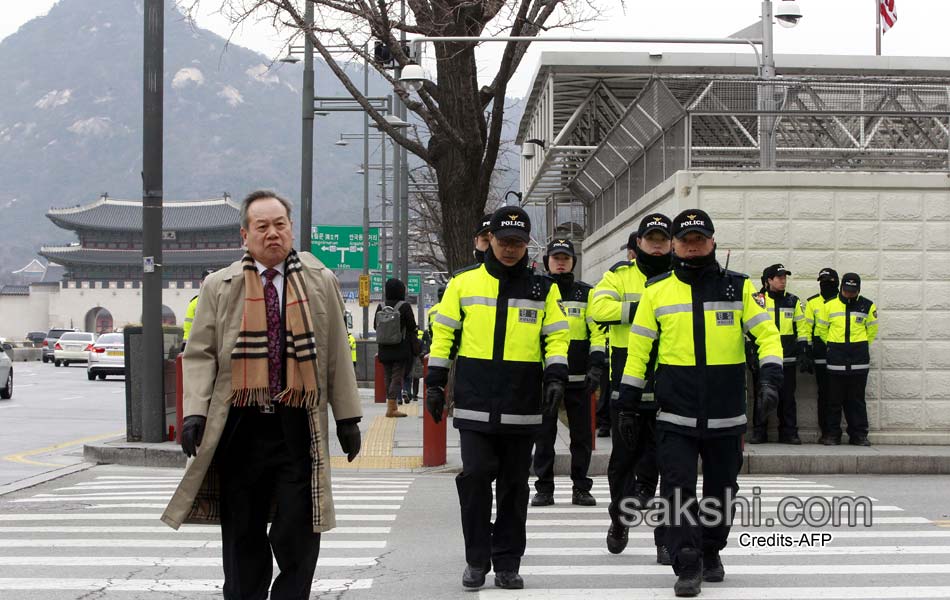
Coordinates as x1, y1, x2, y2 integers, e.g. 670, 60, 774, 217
880, 0, 897, 33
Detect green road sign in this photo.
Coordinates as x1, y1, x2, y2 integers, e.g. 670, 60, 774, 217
370, 271, 421, 296
310, 225, 379, 270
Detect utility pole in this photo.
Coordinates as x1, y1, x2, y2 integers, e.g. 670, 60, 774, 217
361, 43, 370, 338
759, 0, 776, 169
299, 0, 315, 253
141, 0, 164, 443
398, 0, 410, 284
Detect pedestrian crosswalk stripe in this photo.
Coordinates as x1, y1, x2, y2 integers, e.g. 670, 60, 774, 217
0, 539, 387, 548
0, 524, 395, 533
11, 494, 406, 502
0, 578, 373, 592
528, 529, 950, 539
523, 545, 950, 556
0, 512, 399, 521
0, 556, 379, 567
477, 587, 950, 599
73, 503, 403, 510
518, 564, 950, 576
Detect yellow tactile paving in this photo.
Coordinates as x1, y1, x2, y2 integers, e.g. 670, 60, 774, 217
330, 403, 423, 469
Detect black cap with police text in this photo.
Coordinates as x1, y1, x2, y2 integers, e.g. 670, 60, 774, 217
817, 267, 839, 282
841, 272, 861, 292
671, 209, 715, 238
476, 213, 493, 236
638, 214, 672, 239
763, 263, 792, 279
546, 238, 575, 258
490, 206, 531, 242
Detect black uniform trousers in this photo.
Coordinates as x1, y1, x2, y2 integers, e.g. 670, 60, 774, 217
532, 386, 593, 494
827, 370, 870, 439
751, 364, 798, 439
607, 406, 665, 547
814, 363, 831, 436
599, 347, 627, 430
456, 429, 535, 572
657, 426, 743, 572
217, 406, 321, 600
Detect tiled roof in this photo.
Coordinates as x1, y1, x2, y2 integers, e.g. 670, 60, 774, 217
38, 246, 244, 267
47, 196, 241, 232
0, 285, 30, 296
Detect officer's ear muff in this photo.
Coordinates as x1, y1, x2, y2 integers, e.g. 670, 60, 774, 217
542, 254, 550, 272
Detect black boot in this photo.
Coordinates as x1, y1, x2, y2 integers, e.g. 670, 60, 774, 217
673, 548, 702, 597
702, 550, 724, 582
606, 523, 628, 554
462, 564, 489, 589
849, 436, 871, 447
632, 482, 655, 508
657, 545, 672, 565
572, 489, 597, 506
747, 431, 767, 444
494, 571, 524, 589
531, 491, 554, 506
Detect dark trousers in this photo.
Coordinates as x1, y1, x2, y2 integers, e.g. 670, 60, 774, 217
814, 364, 830, 435
533, 386, 593, 493
382, 360, 406, 401
657, 427, 743, 572
607, 406, 665, 547
217, 409, 321, 600
828, 370, 870, 439
600, 348, 628, 430
752, 364, 798, 439
456, 429, 534, 572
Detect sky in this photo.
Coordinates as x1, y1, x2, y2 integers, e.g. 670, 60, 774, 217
2, 1, 948, 98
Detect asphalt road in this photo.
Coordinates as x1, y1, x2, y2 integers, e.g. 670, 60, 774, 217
0, 360, 126, 488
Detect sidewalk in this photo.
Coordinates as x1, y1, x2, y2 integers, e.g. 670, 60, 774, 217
84, 389, 950, 474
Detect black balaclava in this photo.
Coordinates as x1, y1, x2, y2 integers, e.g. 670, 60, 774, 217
634, 244, 672, 279
673, 245, 718, 272
820, 279, 838, 300
473, 248, 486, 263
550, 272, 575, 298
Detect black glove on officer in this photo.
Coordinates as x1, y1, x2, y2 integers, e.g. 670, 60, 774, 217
758, 382, 781, 416
618, 411, 639, 449
798, 342, 815, 374
336, 421, 361, 462
584, 364, 604, 395
426, 386, 446, 424
180, 415, 206, 458
541, 380, 565, 416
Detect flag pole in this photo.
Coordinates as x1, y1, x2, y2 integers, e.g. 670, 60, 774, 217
875, 0, 882, 55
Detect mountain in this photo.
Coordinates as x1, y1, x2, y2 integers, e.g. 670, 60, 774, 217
0, 0, 524, 281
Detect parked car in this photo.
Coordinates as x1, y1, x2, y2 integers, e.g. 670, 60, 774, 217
25, 331, 46, 346
0, 342, 12, 399
42, 328, 77, 363
53, 331, 96, 367
87, 332, 125, 380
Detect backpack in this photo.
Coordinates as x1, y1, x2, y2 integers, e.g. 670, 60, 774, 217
376, 301, 406, 345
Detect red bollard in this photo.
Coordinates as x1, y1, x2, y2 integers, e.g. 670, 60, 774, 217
590, 390, 598, 451
175, 354, 184, 444
422, 357, 447, 467
374, 354, 386, 403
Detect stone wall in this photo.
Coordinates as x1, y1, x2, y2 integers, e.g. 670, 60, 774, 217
581, 170, 950, 444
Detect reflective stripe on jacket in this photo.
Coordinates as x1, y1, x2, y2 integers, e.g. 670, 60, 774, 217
814, 295, 878, 373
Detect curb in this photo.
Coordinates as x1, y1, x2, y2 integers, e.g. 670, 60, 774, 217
84, 442, 186, 469
0, 462, 97, 497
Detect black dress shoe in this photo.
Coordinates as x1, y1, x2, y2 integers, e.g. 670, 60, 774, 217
702, 551, 724, 582
494, 571, 524, 589
747, 432, 767, 444
572, 489, 597, 506
673, 549, 703, 597
462, 564, 489, 588
606, 523, 629, 554
531, 491, 554, 506
657, 545, 672, 565
779, 435, 802, 445
822, 435, 842, 446
849, 436, 871, 447
596, 426, 611, 438
632, 483, 655, 508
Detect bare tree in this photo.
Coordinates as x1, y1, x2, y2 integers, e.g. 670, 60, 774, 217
179, 0, 604, 271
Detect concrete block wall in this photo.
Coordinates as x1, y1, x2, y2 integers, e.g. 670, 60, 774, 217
581, 170, 950, 444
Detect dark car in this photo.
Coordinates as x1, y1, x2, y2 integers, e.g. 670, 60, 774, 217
25, 331, 46, 347
42, 328, 77, 363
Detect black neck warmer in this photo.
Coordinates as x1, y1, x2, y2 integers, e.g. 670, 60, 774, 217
484, 246, 529, 280
673, 249, 719, 284
473, 248, 486, 264
550, 272, 575, 297
635, 245, 672, 279
820, 281, 838, 300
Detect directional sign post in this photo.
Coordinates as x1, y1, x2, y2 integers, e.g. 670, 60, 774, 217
370, 271, 421, 296
310, 225, 379, 270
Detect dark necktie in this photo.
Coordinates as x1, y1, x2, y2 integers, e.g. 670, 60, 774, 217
263, 268, 283, 400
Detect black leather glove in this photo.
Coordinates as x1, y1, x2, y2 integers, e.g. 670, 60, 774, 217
426, 386, 446, 424
541, 380, 565, 416
596, 322, 610, 334
618, 411, 639, 449
758, 382, 781, 416
336, 422, 361, 462
180, 415, 206, 458
798, 343, 815, 374
584, 364, 604, 395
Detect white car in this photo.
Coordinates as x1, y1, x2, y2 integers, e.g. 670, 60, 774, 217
87, 333, 125, 380
53, 331, 96, 367
0, 342, 12, 399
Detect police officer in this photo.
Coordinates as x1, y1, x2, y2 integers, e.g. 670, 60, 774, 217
589, 214, 673, 561
814, 273, 878, 446
425, 206, 570, 591
530, 238, 605, 508
426, 286, 446, 342
805, 268, 839, 444
182, 268, 215, 347
473, 213, 493, 263
619, 209, 783, 598
348, 331, 357, 371
749, 264, 810, 445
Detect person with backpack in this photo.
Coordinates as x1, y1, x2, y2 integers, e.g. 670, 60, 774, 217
375, 278, 417, 418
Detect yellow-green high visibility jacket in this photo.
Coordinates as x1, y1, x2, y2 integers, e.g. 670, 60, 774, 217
554, 278, 607, 388
814, 295, 879, 373
426, 302, 440, 340
348, 333, 357, 363
804, 293, 833, 365
619, 267, 784, 437
182, 295, 199, 342
425, 262, 570, 434
755, 290, 809, 366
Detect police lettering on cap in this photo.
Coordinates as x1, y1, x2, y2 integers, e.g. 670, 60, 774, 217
638, 214, 672, 238
476, 213, 493, 237
763, 263, 792, 279
490, 206, 531, 242
672, 209, 715, 238
841, 272, 861, 292
817, 267, 839, 282
546, 238, 575, 257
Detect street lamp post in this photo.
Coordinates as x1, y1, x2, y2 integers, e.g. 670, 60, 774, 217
362, 43, 371, 338
299, 1, 314, 253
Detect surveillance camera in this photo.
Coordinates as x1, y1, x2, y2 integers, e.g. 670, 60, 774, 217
774, 1, 802, 28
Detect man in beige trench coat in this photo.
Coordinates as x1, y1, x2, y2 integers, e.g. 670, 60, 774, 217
161, 190, 363, 600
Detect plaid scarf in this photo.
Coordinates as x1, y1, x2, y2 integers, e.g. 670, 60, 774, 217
229, 250, 319, 409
